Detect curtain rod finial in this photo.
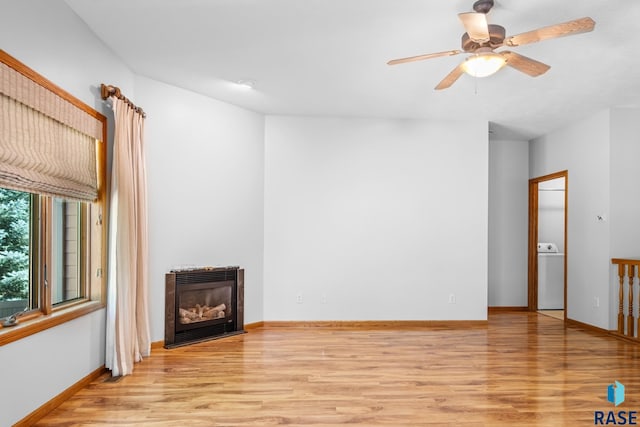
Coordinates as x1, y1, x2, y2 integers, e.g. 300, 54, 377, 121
100, 83, 146, 118
100, 83, 111, 100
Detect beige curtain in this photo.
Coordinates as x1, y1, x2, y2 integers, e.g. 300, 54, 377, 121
105, 97, 150, 376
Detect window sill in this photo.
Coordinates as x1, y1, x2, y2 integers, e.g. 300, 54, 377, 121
0, 300, 105, 347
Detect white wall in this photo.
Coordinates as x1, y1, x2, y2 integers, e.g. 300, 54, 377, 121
488, 140, 528, 307
609, 108, 640, 329
530, 110, 610, 329
609, 108, 640, 257
134, 76, 265, 335
264, 117, 488, 321
0, 1, 134, 425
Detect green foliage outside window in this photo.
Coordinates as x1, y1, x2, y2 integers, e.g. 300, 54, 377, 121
0, 188, 30, 301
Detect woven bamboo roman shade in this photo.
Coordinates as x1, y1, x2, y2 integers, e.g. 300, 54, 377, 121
0, 58, 103, 201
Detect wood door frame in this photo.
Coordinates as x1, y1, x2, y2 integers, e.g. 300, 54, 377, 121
528, 170, 568, 315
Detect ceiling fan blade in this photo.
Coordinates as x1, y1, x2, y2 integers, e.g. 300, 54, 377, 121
458, 12, 490, 43
501, 51, 550, 77
387, 50, 462, 66
505, 17, 595, 47
435, 64, 465, 90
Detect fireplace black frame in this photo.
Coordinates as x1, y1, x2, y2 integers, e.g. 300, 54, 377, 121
165, 266, 245, 348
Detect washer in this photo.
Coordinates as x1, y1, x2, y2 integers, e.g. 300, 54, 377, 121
538, 243, 564, 309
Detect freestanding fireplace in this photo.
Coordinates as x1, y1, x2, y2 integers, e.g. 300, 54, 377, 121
165, 266, 244, 348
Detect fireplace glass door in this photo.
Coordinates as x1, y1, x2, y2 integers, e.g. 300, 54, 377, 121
175, 280, 234, 331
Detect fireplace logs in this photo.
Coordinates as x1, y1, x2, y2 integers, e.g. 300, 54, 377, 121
178, 303, 226, 324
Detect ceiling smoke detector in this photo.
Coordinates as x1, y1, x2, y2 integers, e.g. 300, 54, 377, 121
236, 80, 255, 90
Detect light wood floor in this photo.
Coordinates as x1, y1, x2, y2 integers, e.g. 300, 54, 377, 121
538, 310, 565, 320
35, 313, 640, 426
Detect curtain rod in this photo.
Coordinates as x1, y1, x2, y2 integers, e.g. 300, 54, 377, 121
100, 83, 146, 118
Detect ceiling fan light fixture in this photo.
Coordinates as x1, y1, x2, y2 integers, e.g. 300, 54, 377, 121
461, 52, 506, 77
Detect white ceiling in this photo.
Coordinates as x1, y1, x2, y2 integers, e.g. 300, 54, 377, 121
65, 0, 640, 140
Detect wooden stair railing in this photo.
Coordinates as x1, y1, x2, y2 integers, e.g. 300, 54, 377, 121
612, 258, 640, 339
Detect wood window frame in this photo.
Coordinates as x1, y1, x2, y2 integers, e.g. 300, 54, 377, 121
0, 50, 107, 346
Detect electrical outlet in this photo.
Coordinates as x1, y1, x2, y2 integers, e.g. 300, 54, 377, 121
448, 294, 456, 304
594, 297, 600, 308
321, 293, 328, 304
296, 293, 303, 304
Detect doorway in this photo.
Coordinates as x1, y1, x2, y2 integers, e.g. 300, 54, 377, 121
528, 171, 568, 319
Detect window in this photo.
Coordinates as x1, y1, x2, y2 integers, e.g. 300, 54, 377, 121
0, 188, 33, 317
0, 50, 107, 345
0, 190, 93, 317
50, 197, 86, 306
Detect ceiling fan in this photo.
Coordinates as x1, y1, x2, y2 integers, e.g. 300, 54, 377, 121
387, 0, 595, 90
